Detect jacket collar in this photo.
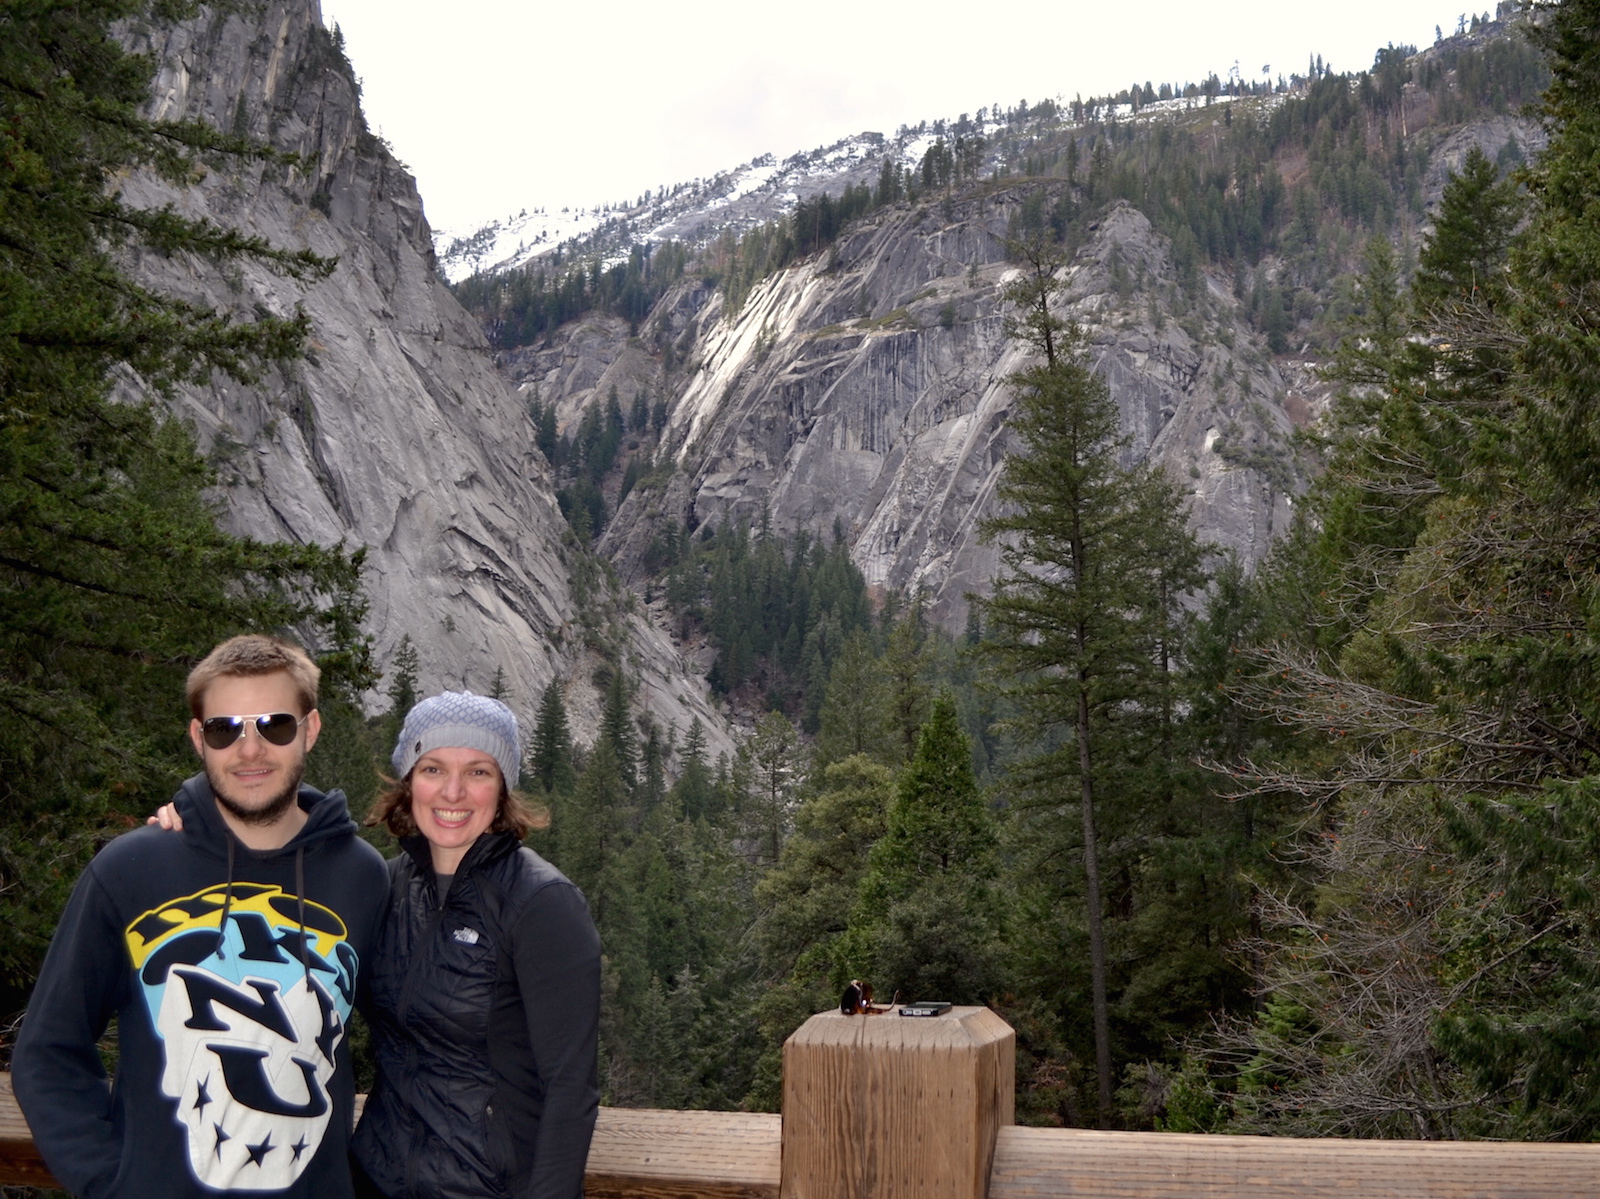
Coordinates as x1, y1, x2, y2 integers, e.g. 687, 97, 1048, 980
398, 829, 520, 880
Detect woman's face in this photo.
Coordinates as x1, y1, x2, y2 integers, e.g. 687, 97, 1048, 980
408, 745, 503, 873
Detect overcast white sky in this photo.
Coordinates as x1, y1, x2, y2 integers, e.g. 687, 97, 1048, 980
318, 0, 1476, 234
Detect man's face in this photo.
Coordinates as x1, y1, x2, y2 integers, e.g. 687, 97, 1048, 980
189, 671, 321, 828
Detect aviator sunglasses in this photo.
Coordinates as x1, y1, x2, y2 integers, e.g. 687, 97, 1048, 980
200, 712, 308, 750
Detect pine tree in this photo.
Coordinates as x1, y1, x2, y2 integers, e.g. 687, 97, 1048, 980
738, 711, 800, 866
812, 630, 895, 769
670, 718, 718, 821
529, 679, 576, 796
640, 721, 667, 810
600, 669, 639, 792
1515, 0, 1600, 497
977, 236, 1206, 1126
488, 665, 510, 702
845, 695, 1004, 1003
554, 738, 633, 925
0, 0, 369, 991
1199, 0, 1600, 1137
747, 755, 895, 1109
1412, 146, 1521, 315
880, 607, 932, 765
1310, 158, 1524, 640
386, 634, 421, 717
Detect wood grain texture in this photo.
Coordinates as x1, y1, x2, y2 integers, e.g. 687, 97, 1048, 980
780, 1006, 1015, 1199
989, 1125, 1600, 1198
584, 1107, 781, 1199
0, 1074, 54, 1187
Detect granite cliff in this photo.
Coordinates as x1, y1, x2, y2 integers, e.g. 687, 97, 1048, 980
509, 193, 1308, 630
490, 117, 1540, 637
118, 0, 731, 754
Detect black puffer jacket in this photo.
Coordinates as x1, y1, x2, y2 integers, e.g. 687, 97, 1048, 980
351, 833, 600, 1199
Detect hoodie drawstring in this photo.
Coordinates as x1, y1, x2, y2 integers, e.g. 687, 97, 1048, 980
215, 833, 237, 959
212, 833, 310, 994
295, 846, 310, 991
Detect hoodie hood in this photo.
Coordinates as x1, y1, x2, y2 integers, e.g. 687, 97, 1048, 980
171, 771, 360, 859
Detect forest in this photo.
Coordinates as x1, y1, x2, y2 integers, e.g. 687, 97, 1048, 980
7, 0, 1600, 1149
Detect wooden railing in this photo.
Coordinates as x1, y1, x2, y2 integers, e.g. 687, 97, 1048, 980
0, 1075, 783, 1198
4, 1007, 1597, 1197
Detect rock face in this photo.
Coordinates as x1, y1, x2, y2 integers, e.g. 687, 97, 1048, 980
445, 20, 1549, 644
510, 191, 1305, 631
119, 0, 731, 757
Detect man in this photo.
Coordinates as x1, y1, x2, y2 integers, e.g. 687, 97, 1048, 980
13, 635, 388, 1198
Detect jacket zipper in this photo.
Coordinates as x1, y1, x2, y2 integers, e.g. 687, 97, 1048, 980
398, 864, 451, 1198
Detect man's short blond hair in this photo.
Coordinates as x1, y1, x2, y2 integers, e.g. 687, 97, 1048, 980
186, 635, 321, 718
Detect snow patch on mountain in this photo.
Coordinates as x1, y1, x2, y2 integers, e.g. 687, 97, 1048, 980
431, 91, 1283, 287
432, 114, 1012, 285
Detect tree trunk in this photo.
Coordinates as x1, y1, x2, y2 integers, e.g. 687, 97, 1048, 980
1078, 682, 1113, 1128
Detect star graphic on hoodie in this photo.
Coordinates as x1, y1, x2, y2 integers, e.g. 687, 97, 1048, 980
290, 1135, 310, 1161
192, 1077, 212, 1118
245, 1133, 275, 1167
213, 1123, 231, 1160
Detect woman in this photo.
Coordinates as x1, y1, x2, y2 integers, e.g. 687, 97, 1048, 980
154, 689, 601, 1199
351, 691, 600, 1199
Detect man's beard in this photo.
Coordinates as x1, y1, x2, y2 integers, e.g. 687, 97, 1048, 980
206, 760, 305, 826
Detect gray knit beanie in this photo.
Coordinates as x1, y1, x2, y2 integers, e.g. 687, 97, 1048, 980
392, 691, 520, 785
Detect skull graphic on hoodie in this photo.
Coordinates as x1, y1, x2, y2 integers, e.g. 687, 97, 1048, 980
126, 883, 360, 1191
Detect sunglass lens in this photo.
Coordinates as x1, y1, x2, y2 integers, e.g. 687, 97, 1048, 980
201, 717, 246, 749
257, 713, 300, 745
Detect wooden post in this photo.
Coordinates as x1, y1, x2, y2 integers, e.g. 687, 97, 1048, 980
780, 1005, 1014, 1199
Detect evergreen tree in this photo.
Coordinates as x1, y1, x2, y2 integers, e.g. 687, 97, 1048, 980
386, 634, 421, 717
880, 606, 932, 765
640, 720, 667, 810
529, 679, 576, 796
812, 630, 895, 769
0, 0, 370, 992
747, 755, 895, 1109
1412, 146, 1521, 315
488, 665, 510, 702
737, 710, 801, 866
977, 236, 1206, 1127
670, 718, 718, 821
554, 738, 633, 927
844, 695, 1005, 1003
606, 806, 761, 1110
1196, 0, 1600, 1138
309, 692, 383, 823
537, 403, 559, 460
1514, 0, 1600, 497
600, 669, 639, 792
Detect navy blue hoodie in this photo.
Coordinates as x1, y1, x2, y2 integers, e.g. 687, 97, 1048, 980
13, 774, 387, 1198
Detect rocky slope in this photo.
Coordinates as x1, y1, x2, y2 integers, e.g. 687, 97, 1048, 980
473, 23, 1546, 638
509, 191, 1307, 630
118, 0, 731, 756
